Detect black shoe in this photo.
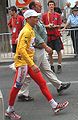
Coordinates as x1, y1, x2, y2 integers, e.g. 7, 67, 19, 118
51, 65, 55, 73
57, 82, 71, 94
57, 65, 62, 74
74, 54, 78, 58
18, 95, 34, 102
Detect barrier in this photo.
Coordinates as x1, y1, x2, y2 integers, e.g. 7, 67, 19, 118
0, 33, 13, 61
50, 28, 78, 57
0, 29, 78, 61
61, 29, 74, 55
61, 28, 78, 56
0, 90, 4, 120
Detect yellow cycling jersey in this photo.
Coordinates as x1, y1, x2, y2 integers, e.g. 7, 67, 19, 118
14, 23, 35, 68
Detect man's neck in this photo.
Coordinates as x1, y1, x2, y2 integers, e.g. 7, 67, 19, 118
27, 21, 34, 28
13, 13, 18, 18
49, 9, 54, 13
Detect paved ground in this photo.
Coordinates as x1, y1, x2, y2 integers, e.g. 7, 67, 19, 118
0, 60, 78, 120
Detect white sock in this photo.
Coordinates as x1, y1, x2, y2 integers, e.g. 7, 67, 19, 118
6, 106, 14, 113
58, 64, 61, 66
51, 64, 54, 66
49, 99, 57, 108
58, 84, 62, 89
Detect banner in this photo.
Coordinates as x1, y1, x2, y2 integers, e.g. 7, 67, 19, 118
16, 0, 32, 8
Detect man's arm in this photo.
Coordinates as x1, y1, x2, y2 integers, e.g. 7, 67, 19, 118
41, 42, 52, 54
34, 29, 52, 54
8, 18, 12, 31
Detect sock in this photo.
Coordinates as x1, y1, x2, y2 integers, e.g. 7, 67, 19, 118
58, 84, 62, 89
49, 99, 57, 108
51, 64, 54, 66
58, 64, 61, 66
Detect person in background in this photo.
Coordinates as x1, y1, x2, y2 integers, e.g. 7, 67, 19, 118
62, 2, 71, 36
63, 2, 71, 23
42, 0, 63, 73
17, 8, 23, 16
5, 9, 69, 120
18, 1, 71, 102
74, 0, 78, 7
8, 6, 24, 53
18, 7, 29, 16
54, 3, 62, 14
62, 6, 78, 58
8, 6, 24, 70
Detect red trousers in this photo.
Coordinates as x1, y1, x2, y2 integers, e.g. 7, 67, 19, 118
9, 65, 53, 106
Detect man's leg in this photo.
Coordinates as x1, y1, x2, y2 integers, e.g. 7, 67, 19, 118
54, 38, 63, 74
28, 66, 53, 101
34, 49, 61, 88
17, 48, 43, 101
18, 75, 34, 101
5, 66, 27, 119
39, 51, 71, 94
28, 66, 69, 113
47, 41, 55, 72
48, 52, 55, 72
39, 51, 62, 88
57, 51, 62, 73
18, 78, 30, 97
71, 30, 76, 54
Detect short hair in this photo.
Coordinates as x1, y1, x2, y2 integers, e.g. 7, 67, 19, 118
29, 1, 36, 9
8, 6, 17, 13
47, 0, 55, 6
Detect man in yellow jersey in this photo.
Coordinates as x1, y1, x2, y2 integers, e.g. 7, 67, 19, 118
5, 9, 69, 120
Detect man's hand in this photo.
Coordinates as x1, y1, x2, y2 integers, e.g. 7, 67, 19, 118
15, 38, 18, 43
45, 46, 53, 54
61, 28, 65, 32
46, 23, 54, 28
31, 64, 40, 73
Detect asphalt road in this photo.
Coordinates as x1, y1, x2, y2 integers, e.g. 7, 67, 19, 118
0, 61, 78, 120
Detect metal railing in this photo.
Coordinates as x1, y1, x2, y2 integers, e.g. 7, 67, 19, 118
0, 90, 4, 120
61, 29, 74, 55
53, 28, 78, 57
0, 29, 78, 61
0, 33, 13, 61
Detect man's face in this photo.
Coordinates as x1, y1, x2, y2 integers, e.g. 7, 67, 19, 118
48, 2, 55, 11
66, 2, 71, 7
73, 10, 78, 16
28, 16, 39, 27
8, 10, 15, 16
35, 2, 42, 13
75, 1, 78, 5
